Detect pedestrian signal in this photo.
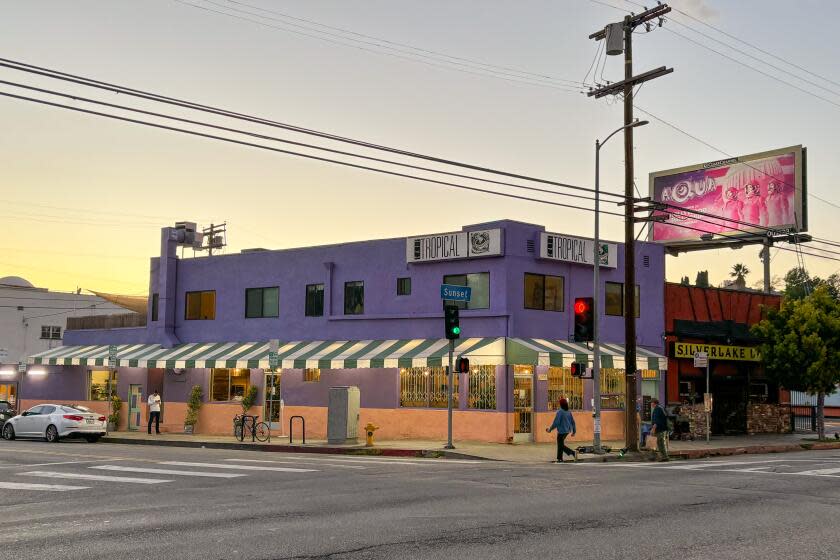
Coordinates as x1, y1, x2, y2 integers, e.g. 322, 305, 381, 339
455, 357, 470, 373
570, 362, 586, 378
573, 297, 594, 342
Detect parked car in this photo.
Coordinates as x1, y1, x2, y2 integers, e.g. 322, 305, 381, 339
2, 404, 106, 443
0, 401, 15, 426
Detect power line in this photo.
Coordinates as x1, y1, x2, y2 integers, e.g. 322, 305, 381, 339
0, 89, 625, 219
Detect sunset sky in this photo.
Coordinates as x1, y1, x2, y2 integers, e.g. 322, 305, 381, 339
2, 0, 839, 295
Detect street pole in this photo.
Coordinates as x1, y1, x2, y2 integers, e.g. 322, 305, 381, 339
706, 361, 711, 443
761, 238, 772, 294
446, 339, 455, 449
593, 140, 602, 454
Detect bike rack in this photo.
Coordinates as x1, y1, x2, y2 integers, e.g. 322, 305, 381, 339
289, 415, 305, 444
238, 415, 257, 442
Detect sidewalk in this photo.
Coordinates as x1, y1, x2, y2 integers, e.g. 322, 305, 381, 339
101, 430, 840, 462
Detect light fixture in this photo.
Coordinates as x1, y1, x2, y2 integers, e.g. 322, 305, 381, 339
27, 368, 47, 376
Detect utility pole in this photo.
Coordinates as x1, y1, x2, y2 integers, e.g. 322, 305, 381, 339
760, 238, 772, 293
588, 4, 672, 452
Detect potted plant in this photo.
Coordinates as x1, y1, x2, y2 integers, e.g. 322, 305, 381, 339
108, 394, 122, 432
184, 384, 203, 434
240, 385, 258, 414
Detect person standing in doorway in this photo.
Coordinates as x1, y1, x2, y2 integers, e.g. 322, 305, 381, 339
148, 389, 161, 435
650, 398, 669, 461
546, 398, 578, 463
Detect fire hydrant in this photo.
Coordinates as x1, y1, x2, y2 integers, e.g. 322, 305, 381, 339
364, 423, 379, 447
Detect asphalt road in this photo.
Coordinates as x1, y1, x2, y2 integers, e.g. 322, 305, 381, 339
2, 440, 839, 560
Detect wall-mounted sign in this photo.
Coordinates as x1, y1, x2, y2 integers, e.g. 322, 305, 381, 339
640, 369, 659, 380
674, 342, 760, 362
406, 229, 502, 263
539, 232, 617, 268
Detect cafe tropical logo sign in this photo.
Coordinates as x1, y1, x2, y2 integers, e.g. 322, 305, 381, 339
406, 228, 502, 263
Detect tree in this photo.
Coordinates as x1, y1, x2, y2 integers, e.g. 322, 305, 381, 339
695, 270, 710, 288
184, 384, 203, 431
680, 276, 690, 286
752, 286, 840, 440
784, 267, 840, 301
730, 263, 750, 289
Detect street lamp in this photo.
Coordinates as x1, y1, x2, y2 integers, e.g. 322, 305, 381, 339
593, 118, 648, 454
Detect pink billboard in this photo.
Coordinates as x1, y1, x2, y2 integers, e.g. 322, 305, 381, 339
649, 146, 806, 245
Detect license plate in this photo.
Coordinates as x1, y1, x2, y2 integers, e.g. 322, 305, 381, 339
85, 418, 95, 424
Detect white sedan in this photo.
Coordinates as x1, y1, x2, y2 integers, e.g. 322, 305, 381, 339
2, 404, 107, 443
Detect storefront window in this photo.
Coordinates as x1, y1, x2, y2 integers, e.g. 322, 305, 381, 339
210, 368, 251, 401
468, 365, 496, 409
600, 368, 625, 409
443, 273, 489, 310
303, 368, 321, 383
547, 367, 583, 410
399, 367, 458, 408
524, 273, 564, 311
88, 370, 117, 401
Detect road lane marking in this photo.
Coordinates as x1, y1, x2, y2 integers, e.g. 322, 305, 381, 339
224, 458, 365, 470
91, 465, 246, 478
159, 461, 317, 473
0, 482, 89, 491
0, 459, 128, 469
792, 467, 840, 476
19, 471, 171, 484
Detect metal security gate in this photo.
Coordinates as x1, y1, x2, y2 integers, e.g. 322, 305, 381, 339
787, 391, 817, 432
513, 369, 533, 441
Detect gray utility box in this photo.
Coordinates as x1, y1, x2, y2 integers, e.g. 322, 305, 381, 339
327, 386, 360, 444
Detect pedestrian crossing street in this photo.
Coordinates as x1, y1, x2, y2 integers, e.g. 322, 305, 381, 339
588, 456, 840, 478
0, 453, 483, 493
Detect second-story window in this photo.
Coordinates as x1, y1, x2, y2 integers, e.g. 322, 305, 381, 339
40, 326, 62, 339
605, 282, 640, 317
245, 287, 279, 318
305, 284, 324, 317
524, 273, 564, 311
443, 273, 489, 310
344, 281, 364, 315
397, 277, 411, 296
185, 290, 216, 320
151, 293, 159, 322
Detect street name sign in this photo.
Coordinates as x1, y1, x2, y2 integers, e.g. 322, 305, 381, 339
440, 284, 472, 302
108, 344, 118, 368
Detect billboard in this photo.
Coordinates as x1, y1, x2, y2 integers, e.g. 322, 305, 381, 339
649, 145, 806, 246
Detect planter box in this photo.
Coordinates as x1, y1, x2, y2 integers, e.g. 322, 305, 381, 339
184, 425, 195, 434
107, 422, 117, 432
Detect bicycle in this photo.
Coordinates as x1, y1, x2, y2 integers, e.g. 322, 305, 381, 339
233, 414, 270, 442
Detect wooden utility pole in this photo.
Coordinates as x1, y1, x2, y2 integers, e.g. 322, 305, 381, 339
588, 4, 672, 452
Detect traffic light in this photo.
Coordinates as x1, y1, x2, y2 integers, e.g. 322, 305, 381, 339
455, 356, 470, 373
570, 362, 585, 378
573, 297, 594, 342
444, 305, 461, 340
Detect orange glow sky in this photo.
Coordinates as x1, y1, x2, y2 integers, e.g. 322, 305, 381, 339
2, 0, 838, 295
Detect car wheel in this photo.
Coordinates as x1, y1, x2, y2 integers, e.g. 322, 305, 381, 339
84, 435, 100, 443
45, 424, 60, 443
2, 423, 14, 441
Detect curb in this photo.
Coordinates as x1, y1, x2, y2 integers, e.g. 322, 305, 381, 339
671, 440, 840, 460
100, 436, 490, 460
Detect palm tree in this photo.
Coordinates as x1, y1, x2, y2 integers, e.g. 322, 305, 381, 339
731, 263, 750, 289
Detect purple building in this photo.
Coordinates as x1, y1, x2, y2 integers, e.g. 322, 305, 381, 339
26, 219, 666, 443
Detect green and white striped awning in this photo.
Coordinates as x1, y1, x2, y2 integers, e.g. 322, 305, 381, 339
507, 338, 666, 371
29, 338, 507, 370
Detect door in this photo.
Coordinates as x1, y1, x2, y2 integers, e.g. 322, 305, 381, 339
32, 405, 56, 436
128, 385, 142, 431
513, 368, 534, 442
16, 405, 43, 435
263, 372, 281, 430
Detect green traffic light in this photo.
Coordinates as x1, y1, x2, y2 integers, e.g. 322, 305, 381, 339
452, 326, 461, 335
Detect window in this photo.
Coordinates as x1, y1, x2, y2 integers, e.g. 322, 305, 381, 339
151, 293, 159, 322
88, 370, 117, 401
468, 365, 496, 409
210, 368, 251, 401
305, 284, 324, 317
40, 326, 62, 339
600, 368, 625, 409
400, 367, 458, 408
245, 287, 279, 318
547, 367, 583, 410
344, 281, 364, 315
443, 273, 489, 310
185, 290, 216, 320
604, 282, 640, 317
303, 368, 321, 383
524, 273, 564, 311
397, 277, 411, 296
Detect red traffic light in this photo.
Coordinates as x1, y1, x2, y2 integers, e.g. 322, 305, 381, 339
574, 300, 589, 314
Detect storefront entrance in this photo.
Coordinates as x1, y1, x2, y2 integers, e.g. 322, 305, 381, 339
263, 372, 281, 430
128, 384, 142, 430
513, 367, 533, 442
0, 383, 17, 408
711, 375, 748, 434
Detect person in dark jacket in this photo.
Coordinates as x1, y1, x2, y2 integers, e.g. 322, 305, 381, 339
650, 398, 669, 461
546, 398, 578, 463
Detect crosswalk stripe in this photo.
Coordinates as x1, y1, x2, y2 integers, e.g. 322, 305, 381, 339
19, 471, 171, 484
159, 461, 317, 473
0, 481, 88, 491
792, 467, 840, 476
91, 465, 246, 478
224, 459, 365, 470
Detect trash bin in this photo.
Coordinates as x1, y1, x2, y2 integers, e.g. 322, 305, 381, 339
640, 422, 652, 448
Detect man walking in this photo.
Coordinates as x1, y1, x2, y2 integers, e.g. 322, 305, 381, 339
650, 398, 669, 461
148, 389, 161, 435
546, 398, 578, 463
